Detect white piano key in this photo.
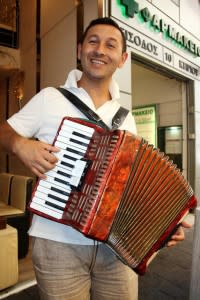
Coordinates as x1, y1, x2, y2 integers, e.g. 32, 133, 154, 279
47, 170, 71, 184
64, 145, 86, 157
37, 185, 68, 202
44, 176, 72, 191
38, 180, 70, 196
72, 160, 88, 177
55, 162, 73, 172
32, 196, 64, 212
47, 165, 72, 177
61, 124, 94, 138
48, 162, 87, 188
56, 135, 88, 151
59, 129, 91, 144
55, 149, 82, 160
30, 199, 63, 219
35, 191, 66, 208
54, 140, 67, 150
55, 137, 87, 153
55, 141, 85, 155
63, 119, 95, 135
61, 130, 91, 145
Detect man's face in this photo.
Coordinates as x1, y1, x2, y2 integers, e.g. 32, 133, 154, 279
78, 24, 128, 81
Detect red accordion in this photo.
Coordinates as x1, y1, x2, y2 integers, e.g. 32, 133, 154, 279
29, 117, 197, 275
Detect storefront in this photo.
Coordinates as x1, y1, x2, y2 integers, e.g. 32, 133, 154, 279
105, 0, 200, 200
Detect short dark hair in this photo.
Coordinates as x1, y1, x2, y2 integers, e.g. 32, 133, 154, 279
80, 17, 127, 53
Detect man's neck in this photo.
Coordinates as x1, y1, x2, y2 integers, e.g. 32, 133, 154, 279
77, 75, 112, 109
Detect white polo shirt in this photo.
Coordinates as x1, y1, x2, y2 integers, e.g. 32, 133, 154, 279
8, 69, 137, 245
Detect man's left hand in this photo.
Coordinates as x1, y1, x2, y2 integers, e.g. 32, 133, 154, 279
167, 221, 192, 247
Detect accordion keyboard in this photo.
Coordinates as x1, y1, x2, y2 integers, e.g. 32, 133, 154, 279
30, 119, 95, 219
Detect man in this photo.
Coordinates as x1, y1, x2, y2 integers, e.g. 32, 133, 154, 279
0, 17, 191, 300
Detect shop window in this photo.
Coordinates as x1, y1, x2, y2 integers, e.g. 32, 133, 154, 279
157, 126, 182, 171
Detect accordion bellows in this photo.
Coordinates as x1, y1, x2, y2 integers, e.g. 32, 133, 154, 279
29, 117, 197, 275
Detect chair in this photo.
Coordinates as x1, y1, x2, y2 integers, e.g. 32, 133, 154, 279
0, 173, 33, 290
0, 173, 33, 258
0, 173, 33, 218
0, 173, 14, 205
0, 225, 18, 290
0, 173, 14, 229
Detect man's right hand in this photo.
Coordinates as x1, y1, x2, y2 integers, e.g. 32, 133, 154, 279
0, 122, 59, 179
14, 136, 59, 179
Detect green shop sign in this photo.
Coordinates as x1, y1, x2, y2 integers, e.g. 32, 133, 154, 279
132, 105, 157, 146
119, 0, 200, 57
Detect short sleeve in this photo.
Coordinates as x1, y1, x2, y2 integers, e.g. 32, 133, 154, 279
7, 88, 46, 138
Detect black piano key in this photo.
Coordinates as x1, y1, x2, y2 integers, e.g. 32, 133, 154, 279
57, 170, 71, 178
48, 193, 67, 204
60, 161, 74, 168
54, 177, 71, 186
45, 201, 64, 211
69, 138, 88, 147
51, 186, 70, 196
63, 154, 77, 161
66, 147, 84, 156
72, 131, 91, 140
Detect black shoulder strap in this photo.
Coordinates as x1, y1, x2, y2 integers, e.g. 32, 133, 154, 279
57, 87, 129, 130
112, 106, 129, 130
57, 87, 109, 130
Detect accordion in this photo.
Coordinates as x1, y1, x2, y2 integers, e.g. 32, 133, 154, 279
29, 117, 197, 275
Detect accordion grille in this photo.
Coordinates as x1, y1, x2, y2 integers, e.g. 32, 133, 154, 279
107, 139, 193, 268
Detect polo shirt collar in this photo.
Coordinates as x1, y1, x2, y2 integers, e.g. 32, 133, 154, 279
64, 69, 120, 101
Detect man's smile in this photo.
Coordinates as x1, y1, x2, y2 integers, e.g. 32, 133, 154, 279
91, 59, 107, 65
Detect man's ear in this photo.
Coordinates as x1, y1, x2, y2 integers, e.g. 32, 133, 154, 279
77, 43, 82, 60
118, 52, 128, 69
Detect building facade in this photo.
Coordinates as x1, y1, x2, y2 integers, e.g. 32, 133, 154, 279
108, 0, 200, 204
0, 0, 200, 204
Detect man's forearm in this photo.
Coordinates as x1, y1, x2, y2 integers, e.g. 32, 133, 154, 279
0, 121, 59, 177
0, 121, 22, 155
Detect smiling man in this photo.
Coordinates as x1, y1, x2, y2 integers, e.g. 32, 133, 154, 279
77, 20, 128, 110
0, 17, 189, 300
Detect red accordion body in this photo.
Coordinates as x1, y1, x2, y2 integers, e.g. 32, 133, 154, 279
29, 117, 197, 275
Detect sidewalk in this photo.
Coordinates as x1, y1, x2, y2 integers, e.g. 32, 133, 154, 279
139, 214, 194, 300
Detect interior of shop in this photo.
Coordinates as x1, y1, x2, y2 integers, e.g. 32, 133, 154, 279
131, 59, 187, 173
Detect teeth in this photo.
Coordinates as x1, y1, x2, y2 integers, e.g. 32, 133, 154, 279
91, 59, 105, 65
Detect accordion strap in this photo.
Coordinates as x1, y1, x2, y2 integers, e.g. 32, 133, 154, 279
57, 87, 129, 130
112, 106, 129, 130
